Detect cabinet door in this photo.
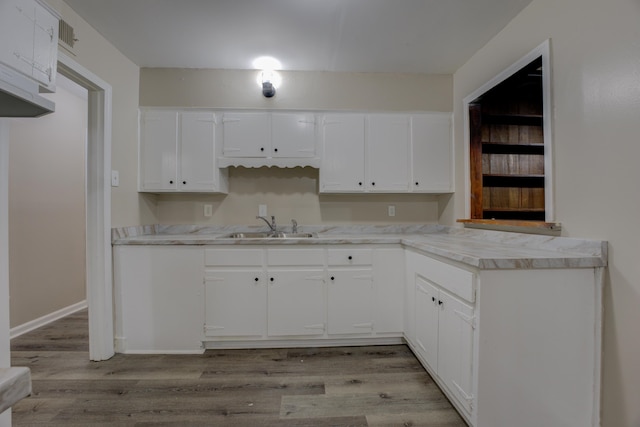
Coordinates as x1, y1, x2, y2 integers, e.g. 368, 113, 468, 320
222, 112, 269, 157
411, 114, 452, 192
0, 0, 35, 78
139, 111, 178, 191
327, 268, 374, 335
204, 270, 266, 337
32, 1, 58, 88
438, 289, 475, 414
320, 114, 365, 192
180, 112, 216, 191
415, 275, 440, 372
367, 114, 411, 192
267, 269, 326, 336
271, 113, 316, 158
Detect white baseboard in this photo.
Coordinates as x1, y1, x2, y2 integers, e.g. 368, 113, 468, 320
10, 300, 87, 339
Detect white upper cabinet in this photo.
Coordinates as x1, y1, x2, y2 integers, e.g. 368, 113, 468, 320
139, 110, 178, 191
139, 110, 228, 193
367, 114, 411, 192
271, 112, 316, 158
320, 114, 366, 192
320, 112, 452, 193
220, 112, 318, 167
180, 111, 221, 191
221, 112, 269, 158
0, 0, 59, 90
411, 114, 453, 193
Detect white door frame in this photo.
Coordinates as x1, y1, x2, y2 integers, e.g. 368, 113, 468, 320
462, 39, 554, 222
57, 52, 114, 361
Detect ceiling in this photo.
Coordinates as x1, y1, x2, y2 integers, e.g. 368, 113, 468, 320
62, 0, 532, 74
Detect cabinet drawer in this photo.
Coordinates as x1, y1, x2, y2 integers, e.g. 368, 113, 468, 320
205, 248, 264, 266
267, 248, 324, 266
415, 254, 476, 303
327, 248, 373, 266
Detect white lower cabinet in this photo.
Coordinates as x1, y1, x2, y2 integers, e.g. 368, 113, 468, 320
414, 276, 439, 371
204, 247, 265, 338
267, 269, 326, 336
204, 270, 266, 337
437, 289, 474, 414
406, 250, 476, 420
327, 268, 374, 335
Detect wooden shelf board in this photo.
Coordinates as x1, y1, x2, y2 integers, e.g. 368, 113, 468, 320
482, 174, 545, 188
482, 114, 543, 126
483, 208, 545, 213
457, 219, 561, 236
482, 143, 544, 155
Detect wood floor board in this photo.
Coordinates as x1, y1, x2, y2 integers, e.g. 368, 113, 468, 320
11, 309, 468, 426
323, 371, 439, 395
280, 391, 455, 419
366, 410, 467, 427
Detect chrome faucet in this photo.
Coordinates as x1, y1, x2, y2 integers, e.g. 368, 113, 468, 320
291, 219, 298, 234
256, 215, 277, 233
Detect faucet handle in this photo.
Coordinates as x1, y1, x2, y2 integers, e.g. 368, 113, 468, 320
291, 219, 298, 233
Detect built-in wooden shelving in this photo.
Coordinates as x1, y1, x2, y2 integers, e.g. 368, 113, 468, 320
469, 56, 545, 222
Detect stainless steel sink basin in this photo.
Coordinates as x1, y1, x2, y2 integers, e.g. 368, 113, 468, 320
223, 232, 317, 239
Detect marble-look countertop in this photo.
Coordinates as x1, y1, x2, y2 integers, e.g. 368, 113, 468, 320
112, 224, 607, 270
0, 367, 31, 413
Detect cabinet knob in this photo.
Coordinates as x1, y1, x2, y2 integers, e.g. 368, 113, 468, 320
274, 148, 278, 152
371, 182, 376, 186
432, 296, 436, 302
358, 182, 363, 186
254, 277, 259, 282
169, 180, 174, 184
270, 277, 274, 282
438, 300, 443, 306
348, 255, 353, 260
260, 147, 265, 152
415, 182, 419, 186
330, 276, 335, 281
182, 181, 187, 185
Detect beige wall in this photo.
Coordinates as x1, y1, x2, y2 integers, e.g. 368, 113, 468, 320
449, 1, 640, 425
141, 68, 453, 225
9, 77, 87, 327
46, 0, 146, 227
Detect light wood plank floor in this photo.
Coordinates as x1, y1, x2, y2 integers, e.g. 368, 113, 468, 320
11, 310, 466, 426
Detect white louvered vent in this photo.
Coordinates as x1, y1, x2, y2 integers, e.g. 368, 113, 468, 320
58, 19, 77, 53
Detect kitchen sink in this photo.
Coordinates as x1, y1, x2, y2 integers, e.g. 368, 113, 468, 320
223, 232, 317, 239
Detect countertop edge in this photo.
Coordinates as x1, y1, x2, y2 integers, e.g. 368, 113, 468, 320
0, 367, 31, 414
111, 227, 607, 270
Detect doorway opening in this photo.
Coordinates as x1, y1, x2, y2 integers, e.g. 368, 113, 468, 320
56, 52, 114, 361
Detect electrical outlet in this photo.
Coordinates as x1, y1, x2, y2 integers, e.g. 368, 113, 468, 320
388, 205, 396, 217
203, 204, 213, 217
258, 204, 267, 217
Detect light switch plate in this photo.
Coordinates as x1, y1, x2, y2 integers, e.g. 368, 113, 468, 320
203, 204, 213, 217
111, 170, 119, 187
388, 205, 396, 217
258, 204, 267, 217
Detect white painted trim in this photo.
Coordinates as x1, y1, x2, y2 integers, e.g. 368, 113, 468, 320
203, 336, 404, 350
0, 122, 10, 427
10, 301, 88, 339
462, 40, 554, 221
56, 52, 114, 361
